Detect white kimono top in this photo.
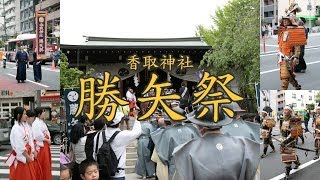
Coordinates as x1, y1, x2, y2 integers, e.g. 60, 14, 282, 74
7, 122, 33, 167
32, 118, 50, 151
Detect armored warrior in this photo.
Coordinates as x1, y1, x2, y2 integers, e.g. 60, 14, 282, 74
280, 106, 301, 180
260, 110, 276, 158
313, 106, 320, 160
278, 12, 306, 90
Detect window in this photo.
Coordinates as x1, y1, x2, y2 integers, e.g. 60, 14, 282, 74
292, 93, 296, 98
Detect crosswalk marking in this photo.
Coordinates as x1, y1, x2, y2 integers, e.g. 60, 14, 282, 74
0, 145, 60, 179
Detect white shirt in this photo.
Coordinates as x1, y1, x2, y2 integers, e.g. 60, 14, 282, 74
32, 118, 50, 151
93, 120, 142, 178
126, 91, 136, 102
10, 123, 32, 164
72, 136, 87, 164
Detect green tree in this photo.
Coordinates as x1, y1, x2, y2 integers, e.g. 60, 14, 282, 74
306, 104, 315, 111
60, 53, 94, 92
197, 0, 259, 99
0, 40, 4, 48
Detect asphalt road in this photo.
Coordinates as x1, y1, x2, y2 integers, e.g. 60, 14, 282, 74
260, 34, 320, 90
260, 120, 319, 180
0, 144, 60, 179
0, 61, 60, 90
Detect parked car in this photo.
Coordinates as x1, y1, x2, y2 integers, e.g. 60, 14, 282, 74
45, 120, 61, 145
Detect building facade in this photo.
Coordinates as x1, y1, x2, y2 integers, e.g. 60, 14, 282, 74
1, 0, 20, 39
35, 0, 60, 44
20, 0, 35, 34
276, 90, 320, 112
262, 0, 279, 27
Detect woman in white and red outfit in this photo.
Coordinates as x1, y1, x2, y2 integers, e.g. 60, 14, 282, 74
26, 110, 43, 180
6, 107, 36, 180
32, 107, 52, 180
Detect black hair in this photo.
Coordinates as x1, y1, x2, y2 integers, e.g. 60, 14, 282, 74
70, 123, 85, 144
60, 164, 72, 177
79, 115, 87, 124
79, 159, 99, 176
34, 107, 44, 117
94, 117, 105, 130
13, 107, 25, 123
26, 110, 35, 118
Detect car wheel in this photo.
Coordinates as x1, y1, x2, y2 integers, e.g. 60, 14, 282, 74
52, 133, 61, 145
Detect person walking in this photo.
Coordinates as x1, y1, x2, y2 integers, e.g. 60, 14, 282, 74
15, 46, 29, 83
33, 48, 42, 83
304, 109, 310, 132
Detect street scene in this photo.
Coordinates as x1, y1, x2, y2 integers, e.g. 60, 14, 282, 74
260, 0, 320, 90
0, 90, 60, 179
60, 0, 261, 179
0, 0, 60, 91
0, 61, 60, 90
260, 90, 320, 180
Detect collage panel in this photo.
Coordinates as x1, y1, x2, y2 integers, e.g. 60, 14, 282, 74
260, 0, 320, 90
0, 0, 60, 91
60, 0, 262, 180
260, 90, 320, 180
0, 90, 60, 179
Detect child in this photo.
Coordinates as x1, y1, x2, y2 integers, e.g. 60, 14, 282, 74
60, 164, 72, 180
79, 159, 99, 180
6, 107, 36, 179
32, 107, 52, 179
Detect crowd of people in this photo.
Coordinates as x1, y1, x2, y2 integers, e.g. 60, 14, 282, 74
260, 105, 320, 180
60, 84, 261, 180
7, 107, 52, 180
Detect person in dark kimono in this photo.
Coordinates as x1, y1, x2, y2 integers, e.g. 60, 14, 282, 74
172, 105, 260, 180
135, 121, 156, 179
33, 48, 42, 82
152, 106, 200, 180
221, 102, 260, 142
15, 46, 28, 83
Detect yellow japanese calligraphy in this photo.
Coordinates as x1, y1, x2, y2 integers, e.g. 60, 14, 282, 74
75, 72, 129, 121
138, 73, 184, 121
127, 55, 141, 70
177, 55, 193, 69
143, 55, 158, 70
160, 54, 175, 70
193, 72, 243, 122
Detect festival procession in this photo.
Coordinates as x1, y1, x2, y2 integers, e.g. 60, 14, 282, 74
0, 90, 60, 179
59, 0, 262, 179
0, 0, 60, 91
260, 0, 320, 90
260, 90, 320, 180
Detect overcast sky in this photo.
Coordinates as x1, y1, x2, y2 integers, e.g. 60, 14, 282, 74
61, 0, 229, 45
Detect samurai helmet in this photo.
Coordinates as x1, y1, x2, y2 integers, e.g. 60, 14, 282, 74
222, 102, 246, 112
187, 105, 232, 128
288, 3, 302, 14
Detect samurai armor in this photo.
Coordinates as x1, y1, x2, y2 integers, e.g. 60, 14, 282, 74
315, 118, 320, 126
290, 126, 303, 138
266, 118, 276, 128
315, 131, 320, 140
281, 147, 295, 154
286, 26, 307, 46
281, 121, 290, 132
261, 129, 269, 139
281, 153, 297, 163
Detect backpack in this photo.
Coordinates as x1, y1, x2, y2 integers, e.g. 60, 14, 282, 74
95, 131, 121, 179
